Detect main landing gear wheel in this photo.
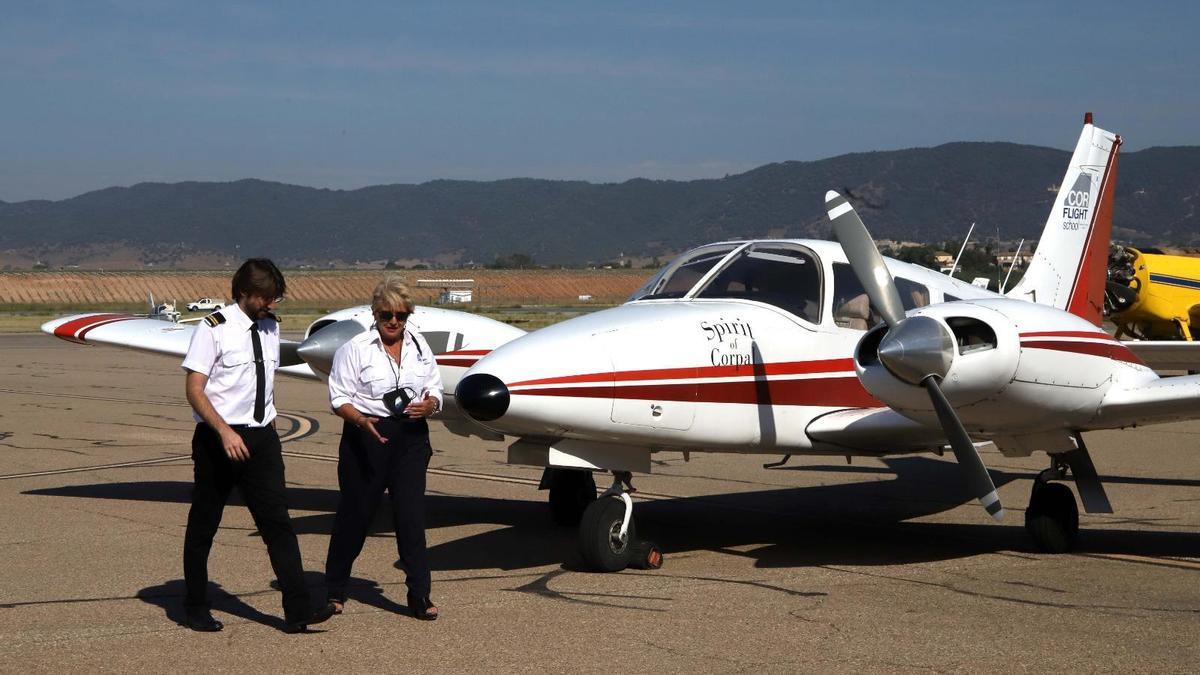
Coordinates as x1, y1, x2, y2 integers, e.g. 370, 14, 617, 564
578, 471, 663, 572
546, 469, 597, 526
1025, 481, 1080, 553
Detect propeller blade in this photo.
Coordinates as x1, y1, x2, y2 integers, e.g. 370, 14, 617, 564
825, 191, 906, 328
922, 375, 1004, 521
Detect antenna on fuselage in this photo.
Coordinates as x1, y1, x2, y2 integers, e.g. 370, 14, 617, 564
948, 222, 976, 278
1001, 239, 1025, 293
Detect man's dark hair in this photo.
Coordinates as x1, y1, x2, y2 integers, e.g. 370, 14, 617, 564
231, 258, 286, 302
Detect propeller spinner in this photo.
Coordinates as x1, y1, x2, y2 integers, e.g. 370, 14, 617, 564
825, 190, 1004, 521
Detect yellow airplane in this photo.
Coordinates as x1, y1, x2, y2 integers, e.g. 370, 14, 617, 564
1107, 246, 1200, 340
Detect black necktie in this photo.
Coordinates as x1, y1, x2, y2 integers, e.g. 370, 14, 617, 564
250, 324, 265, 423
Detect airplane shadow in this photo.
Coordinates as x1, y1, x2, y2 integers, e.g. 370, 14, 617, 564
25, 456, 1200, 573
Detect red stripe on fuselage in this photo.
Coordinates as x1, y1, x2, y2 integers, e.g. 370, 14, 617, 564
513, 373, 880, 407
436, 357, 482, 368
1020, 339, 1144, 365
509, 358, 857, 388
1018, 330, 1116, 341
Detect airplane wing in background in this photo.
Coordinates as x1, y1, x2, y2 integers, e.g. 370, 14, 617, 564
41, 313, 317, 379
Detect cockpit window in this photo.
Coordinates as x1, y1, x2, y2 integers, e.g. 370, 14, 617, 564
831, 263, 931, 330
628, 243, 740, 301
895, 277, 931, 310
831, 263, 881, 330
694, 244, 821, 323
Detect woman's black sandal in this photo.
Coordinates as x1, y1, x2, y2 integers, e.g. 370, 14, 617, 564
407, 594, 438, 621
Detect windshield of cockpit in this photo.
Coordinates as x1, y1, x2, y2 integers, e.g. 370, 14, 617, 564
693, 244, 821, 323
627, 244, 741, 301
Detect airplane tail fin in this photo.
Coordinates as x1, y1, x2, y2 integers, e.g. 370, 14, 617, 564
1006, 113, 1122, 325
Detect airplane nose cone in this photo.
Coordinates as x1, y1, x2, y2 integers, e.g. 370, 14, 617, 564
877, 315, 954, 386
455, 373, 510, 422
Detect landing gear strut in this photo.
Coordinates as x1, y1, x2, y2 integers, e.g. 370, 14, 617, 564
1024, 437, 1112, 553
1025, 479, 1079, 553
1025, 457, 1080, 553
578, 471, 663, 572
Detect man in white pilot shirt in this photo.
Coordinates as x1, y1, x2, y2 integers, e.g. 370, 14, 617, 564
180, 258, 335, 633
322, 277, 443, 620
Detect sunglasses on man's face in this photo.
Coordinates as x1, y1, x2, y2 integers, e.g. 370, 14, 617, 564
376, 311, 410, 323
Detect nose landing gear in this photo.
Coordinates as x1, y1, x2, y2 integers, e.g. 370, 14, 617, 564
1024, 438, 1112, 554
1025, 479, 1079, 553
578, 471, 663, 572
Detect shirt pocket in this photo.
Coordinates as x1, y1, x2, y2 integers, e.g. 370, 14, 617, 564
358, 363, 395, 397
220, 348, 254, 370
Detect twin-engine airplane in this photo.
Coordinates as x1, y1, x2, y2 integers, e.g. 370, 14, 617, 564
43, 114, 1200, 573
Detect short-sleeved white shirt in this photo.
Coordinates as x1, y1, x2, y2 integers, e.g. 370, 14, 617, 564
181, 303, 280, 427
328, 328, 444, 418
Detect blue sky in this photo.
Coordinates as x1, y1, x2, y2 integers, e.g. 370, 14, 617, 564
2, 1, 1197, 201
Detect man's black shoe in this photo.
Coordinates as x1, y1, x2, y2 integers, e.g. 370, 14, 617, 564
185, 611, 224, 632
282, 601, 337, 634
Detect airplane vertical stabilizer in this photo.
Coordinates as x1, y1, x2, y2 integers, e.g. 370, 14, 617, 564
1006, 114, 1121, 325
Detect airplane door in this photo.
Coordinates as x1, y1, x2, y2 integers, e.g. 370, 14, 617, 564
604, 325, 697, 431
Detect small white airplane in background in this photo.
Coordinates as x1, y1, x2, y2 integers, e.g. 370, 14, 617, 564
44, 114, 1200, 573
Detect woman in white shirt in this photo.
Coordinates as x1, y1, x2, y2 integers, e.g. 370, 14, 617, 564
324, 276, 443, 620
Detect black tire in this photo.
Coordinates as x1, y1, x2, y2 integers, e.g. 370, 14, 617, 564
548, 470, 597, 526
578, 496, 635, 572
1025, 482, 1080, 553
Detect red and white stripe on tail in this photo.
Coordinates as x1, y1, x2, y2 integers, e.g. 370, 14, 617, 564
1006, 113, 1122, 326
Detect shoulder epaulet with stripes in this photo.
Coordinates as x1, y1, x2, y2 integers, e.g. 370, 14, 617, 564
203, 312, 227, 327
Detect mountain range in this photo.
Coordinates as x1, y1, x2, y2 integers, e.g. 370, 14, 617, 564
2, 142, 1199, 267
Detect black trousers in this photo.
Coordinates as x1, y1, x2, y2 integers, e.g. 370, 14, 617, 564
183, 423, 312, 622
324, 417, 433, 601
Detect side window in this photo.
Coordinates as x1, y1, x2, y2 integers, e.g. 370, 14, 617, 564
421, 331, 451, 354
895, 277, 930, 310
696, 246, 821, 323
831, 263, 880, 330
944, 293, 961, 303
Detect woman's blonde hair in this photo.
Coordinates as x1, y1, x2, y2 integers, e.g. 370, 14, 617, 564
371, 275, 416, 313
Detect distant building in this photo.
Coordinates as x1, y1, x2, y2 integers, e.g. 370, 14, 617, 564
417, 278, 474, 304
995, 251, 1034, 267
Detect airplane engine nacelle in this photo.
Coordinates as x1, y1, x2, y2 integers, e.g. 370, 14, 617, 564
855, 303, 1022, 430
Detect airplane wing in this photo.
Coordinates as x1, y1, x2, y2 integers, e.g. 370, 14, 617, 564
1096, 373, 1200, 427
805, 407, 948, 454
1122, 340, 1200, 372
42, 313, 317, 379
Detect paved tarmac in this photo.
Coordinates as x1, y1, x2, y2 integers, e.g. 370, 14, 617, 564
1, 333, 1199, 673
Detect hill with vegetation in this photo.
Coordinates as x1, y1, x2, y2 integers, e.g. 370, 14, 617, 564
2, 142, 1198, 268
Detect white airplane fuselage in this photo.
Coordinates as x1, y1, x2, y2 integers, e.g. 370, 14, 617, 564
456, 239, 1158, 458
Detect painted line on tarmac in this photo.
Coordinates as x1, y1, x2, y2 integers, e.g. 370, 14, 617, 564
0, 387, 188, 408
276, 412, 320, 443
0, 388, 319, 444
0, 413, 318, 481
0, 454, 190, 480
